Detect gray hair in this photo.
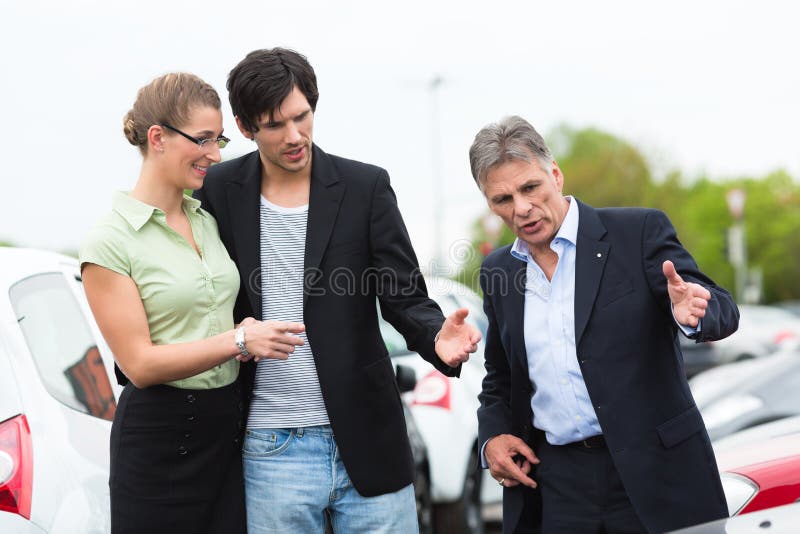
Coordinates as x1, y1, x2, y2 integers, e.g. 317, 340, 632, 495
468, 115, 553, 189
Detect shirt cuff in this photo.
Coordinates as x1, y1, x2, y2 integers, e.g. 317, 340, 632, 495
480, 439, 490, 468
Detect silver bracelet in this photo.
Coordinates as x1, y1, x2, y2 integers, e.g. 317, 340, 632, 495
235, 325, 250, 357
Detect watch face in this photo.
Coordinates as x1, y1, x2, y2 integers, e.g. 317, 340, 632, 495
235, 327, 248, 355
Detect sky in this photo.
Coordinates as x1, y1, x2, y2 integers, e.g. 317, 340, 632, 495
1, 0, 798, 273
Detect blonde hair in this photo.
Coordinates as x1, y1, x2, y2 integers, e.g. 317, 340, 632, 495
123, 72, 221, 154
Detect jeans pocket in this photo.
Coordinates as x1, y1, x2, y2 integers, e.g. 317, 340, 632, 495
243, 428, 295, 458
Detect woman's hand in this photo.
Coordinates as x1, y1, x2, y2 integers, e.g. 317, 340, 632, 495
241, 320, 306, 362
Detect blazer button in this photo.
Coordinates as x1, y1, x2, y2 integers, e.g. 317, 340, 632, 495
184, 431, 192, 439
186, 414, 195, 422
177, 445, 188, 456
186, 394, 196, 403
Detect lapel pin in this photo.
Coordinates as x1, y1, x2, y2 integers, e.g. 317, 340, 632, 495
596, 253, 602, 258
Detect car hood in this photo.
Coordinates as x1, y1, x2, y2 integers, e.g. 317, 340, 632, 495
690, 349, 800, 408
717, 432, 800, 474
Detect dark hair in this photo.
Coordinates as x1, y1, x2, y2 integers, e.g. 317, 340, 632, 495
227, 48, 319, 133
123, 72, 221, 155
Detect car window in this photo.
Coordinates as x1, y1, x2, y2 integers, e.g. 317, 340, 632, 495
9, 273, 116, 421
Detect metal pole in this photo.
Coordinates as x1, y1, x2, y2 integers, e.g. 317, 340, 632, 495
430, 75, 444, 273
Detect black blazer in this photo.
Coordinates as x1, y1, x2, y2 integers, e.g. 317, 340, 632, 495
477, 200, 738, 533
195, 145, 457, 496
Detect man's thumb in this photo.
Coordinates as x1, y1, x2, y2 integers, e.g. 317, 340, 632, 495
451, 308, 469, 324
662, 260, 681, 284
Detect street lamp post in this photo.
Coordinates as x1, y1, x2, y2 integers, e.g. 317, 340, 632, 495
430, 75, 444, 273
725, 188, 747, 302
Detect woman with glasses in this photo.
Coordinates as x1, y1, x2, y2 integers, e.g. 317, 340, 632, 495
80, 72, 305, 534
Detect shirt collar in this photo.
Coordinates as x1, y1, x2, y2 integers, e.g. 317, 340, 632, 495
510, 196, 579, 263
112, 192, 203, 232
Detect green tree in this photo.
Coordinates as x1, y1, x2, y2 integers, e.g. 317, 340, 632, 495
740, 171, 800, 302
551, 125, 654, 207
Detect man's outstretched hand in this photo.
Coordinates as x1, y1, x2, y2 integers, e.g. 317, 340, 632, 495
435, 308, 482, 367
663, 260, 711, 328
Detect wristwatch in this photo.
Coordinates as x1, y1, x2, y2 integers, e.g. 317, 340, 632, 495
235, 326, 250, 357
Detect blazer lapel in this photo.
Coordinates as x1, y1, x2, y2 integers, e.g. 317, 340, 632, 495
225, 152, 264, 319
503, 253, 529, 369
304, 145, 345, 306
574, 201, 609, 346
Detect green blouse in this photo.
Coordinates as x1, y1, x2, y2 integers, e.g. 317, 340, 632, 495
80, 192, 239, 389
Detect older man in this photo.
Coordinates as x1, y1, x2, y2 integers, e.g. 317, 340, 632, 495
472, 116, 738, 533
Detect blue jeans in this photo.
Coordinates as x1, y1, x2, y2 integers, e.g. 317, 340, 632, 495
243, 425, 418, 533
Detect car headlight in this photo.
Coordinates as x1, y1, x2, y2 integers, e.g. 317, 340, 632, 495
720, 472, 758, 516
701, 394, 764, 430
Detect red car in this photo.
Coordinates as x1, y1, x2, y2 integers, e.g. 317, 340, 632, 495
716, 432, 800, 515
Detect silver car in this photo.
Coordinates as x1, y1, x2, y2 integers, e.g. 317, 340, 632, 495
0, 248, 118, 533
710, 304, 800, 363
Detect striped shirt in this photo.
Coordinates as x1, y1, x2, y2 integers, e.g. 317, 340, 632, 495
247, 196, 330, 428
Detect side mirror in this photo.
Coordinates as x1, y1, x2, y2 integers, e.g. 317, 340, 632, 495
395, 364, 417, 393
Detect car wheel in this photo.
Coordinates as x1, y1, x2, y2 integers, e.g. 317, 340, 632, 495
434, 447, 485, 534
416, 465, 434, 534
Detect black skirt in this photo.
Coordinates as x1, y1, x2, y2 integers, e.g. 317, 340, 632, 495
109, 380, 246, 534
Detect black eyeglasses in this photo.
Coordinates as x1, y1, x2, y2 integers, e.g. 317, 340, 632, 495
160, 123, 230, 149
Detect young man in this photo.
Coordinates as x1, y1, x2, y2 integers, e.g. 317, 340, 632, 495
471, 116, 739, 533
194, 48, 480, 533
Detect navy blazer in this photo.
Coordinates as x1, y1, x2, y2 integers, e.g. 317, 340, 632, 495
195, 144, 457, 496
478, 200, 738, 533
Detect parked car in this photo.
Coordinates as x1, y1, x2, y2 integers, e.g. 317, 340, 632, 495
710, 304, 800, 363
0, 247, 120, 533
713, 414, 800, 453
690, 346, 800, 441
381, 277, 499, 534
681, 305, 800, 378
679, 335, 719, 378
776, 300, 800, 317
670, 501, 800, 533
716, 432, 800, 516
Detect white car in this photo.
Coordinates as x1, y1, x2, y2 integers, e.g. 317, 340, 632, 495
710, 304, 800, 363
381, 278, 500, 534
0, 247, 119, 533
671, 501, 800, 533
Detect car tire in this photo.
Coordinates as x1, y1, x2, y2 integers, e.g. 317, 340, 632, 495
433, 447, 485, 534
